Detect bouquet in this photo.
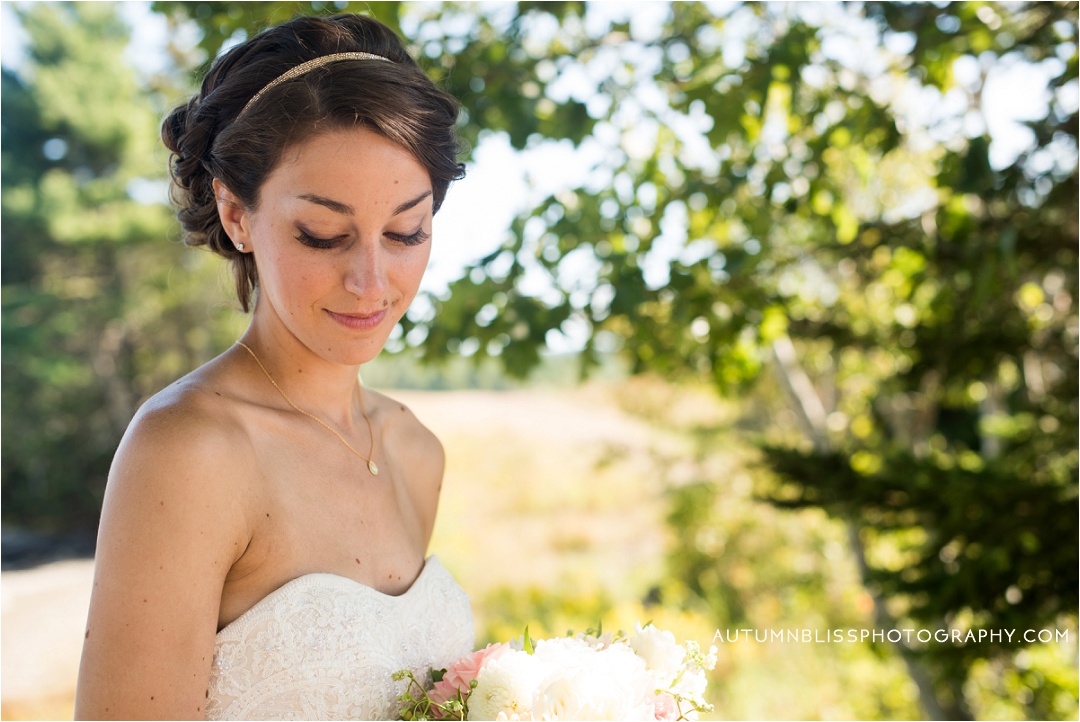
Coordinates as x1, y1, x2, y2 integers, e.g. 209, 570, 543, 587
395, 623, 717, 721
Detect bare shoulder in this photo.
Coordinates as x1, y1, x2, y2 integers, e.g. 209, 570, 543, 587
99, 366, 258, 577
114, 369, 256, 503
368, 389, 445, 534
127, 368, 251, 452
77, 366, 256, 719
369, 389, 444, 475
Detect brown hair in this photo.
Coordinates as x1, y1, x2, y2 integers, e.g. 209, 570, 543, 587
162, 14, 464, 311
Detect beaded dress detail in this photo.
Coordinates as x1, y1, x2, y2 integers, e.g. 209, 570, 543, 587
206, 556, 473, 720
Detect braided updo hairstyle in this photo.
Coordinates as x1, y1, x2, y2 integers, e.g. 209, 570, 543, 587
162, 14, 464, 312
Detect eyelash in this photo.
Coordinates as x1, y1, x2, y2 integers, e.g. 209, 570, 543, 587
294, 228, 430, 249
387, 229, 431, 246
294, 230, 343, 249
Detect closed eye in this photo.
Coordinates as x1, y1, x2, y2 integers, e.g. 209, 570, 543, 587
386, 228, 430, 246
295, 229, 347, 249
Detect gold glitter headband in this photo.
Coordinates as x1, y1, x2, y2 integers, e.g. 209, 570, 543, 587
238, 51, 390, 117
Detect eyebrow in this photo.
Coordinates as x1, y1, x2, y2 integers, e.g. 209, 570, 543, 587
297, 194, 354, 215
393, 190, 433, 216
296, 190, 433, 217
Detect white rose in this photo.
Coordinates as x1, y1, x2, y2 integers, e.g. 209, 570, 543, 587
587, 643, 658, 720
468, 651, 543, 721
530, 639, 599, 720
530, 639, 657, 720
532, 671, 589, 720
628, 623, 686, 688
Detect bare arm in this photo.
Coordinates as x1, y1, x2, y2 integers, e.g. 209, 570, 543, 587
75, 397, 252, 720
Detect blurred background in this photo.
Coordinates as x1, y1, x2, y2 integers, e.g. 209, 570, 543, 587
1, 1, 1077, 720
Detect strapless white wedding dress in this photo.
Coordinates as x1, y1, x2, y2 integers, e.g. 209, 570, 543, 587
205, 556, 474, 720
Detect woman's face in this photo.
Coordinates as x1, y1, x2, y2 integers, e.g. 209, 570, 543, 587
227, 127, 433, 365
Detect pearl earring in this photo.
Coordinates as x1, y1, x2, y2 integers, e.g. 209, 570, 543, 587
237, 243, 245, 251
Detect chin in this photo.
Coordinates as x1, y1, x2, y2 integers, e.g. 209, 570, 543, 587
329, 343, 383, 368
336, 332, 395, 367
302, 305, 405, 366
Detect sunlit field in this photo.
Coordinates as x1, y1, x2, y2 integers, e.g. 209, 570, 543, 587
3, 377, 1077, 720
412, 379, 927, 720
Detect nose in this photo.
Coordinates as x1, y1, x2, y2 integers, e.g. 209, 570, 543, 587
342, 237, 388, 302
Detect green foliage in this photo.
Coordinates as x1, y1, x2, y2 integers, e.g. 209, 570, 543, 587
394, 667, 469, 721
150, 2, 405, 72
1, 3, 244, 529
764, 446, 1077, 645
150, 2, 596, 156
382, 3, 1077, 717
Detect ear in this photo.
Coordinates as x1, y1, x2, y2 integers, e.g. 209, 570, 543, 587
213, 178, 252, 251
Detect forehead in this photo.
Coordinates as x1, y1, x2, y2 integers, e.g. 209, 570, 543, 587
264, 127, 431, 204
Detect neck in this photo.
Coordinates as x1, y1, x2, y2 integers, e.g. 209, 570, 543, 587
237, 314, 369, 430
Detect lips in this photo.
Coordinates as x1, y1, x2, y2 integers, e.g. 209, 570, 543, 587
325, 308, 388, 331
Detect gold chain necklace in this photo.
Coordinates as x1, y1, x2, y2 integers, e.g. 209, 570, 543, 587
236, 341, 379, 476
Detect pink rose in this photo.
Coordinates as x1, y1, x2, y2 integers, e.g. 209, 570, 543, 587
429, 644, 511, 715
654, 692, 679, 721
446, 643, 510, 693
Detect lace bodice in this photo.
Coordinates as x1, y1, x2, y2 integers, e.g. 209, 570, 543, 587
206, 556, 474, 720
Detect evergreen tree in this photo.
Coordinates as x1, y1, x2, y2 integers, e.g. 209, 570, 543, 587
1, 2, 241, 529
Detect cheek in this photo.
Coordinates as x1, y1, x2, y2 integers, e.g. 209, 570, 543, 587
397, 248, 432, 295
263, 247, 334, 307
387, 242, 429, 275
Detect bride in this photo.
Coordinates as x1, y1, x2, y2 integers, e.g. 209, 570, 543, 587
75, 13, 473, 720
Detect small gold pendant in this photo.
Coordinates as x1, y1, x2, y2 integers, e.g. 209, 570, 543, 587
368, 460, 379, 476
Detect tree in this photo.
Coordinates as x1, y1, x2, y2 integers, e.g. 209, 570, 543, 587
345, 4, 1076, 716
1, 2, 241, 529
410, 4, 1076, 717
